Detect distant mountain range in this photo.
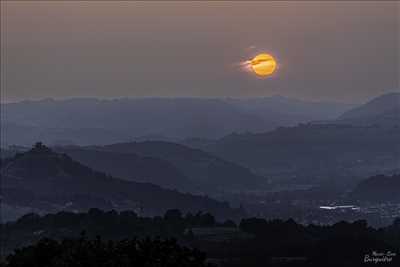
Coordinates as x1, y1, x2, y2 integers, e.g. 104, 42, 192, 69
182, 92, 400, 185
0, 96, 353, 146
337, 92, 400, 127
1, 143, 243, 222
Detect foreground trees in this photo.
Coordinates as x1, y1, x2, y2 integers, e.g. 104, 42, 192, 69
5, 235, 212, 267
2, 209, 400, 267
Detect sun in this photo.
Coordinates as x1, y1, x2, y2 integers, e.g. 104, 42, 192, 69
250, 53, 277, 77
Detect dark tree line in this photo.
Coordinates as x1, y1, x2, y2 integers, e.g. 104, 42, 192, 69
2, 210, 400, 267
3, 235, 213, 267
1, 208, 233, 257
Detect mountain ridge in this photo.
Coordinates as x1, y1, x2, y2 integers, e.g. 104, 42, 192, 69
337, 92, 400, 126
1, 96, 353, 146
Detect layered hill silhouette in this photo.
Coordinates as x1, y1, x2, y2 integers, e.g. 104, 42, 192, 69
350, 174, 400, 202
1, 143, 243, 221
1, 97, 353, 146
54, 147, 194, 192
69, 141, 267, 193
338, 92, 400, 127
188, 124, 399, 185
184, 93, 400, 185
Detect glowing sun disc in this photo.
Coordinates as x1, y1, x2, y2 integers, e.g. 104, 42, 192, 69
251, 53, 277, 77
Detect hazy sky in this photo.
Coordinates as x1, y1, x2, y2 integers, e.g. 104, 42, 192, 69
1, 1, 399, 103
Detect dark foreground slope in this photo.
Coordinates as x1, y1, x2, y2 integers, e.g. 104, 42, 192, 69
1, 143, 243, 221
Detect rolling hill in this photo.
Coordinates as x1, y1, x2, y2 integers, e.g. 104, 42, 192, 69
82, 141, 267, 193
54, 147, 194, 192
1, 143, 243, 222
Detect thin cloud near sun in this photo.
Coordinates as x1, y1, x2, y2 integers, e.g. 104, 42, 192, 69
239, 60, 253, 73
